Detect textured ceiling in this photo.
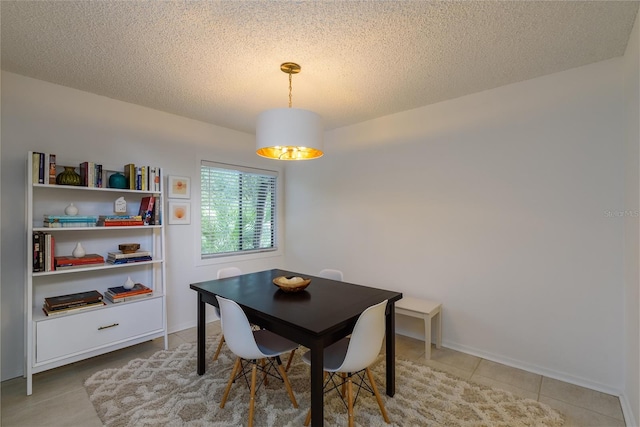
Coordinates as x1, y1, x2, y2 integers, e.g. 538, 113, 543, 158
1, 1, 638, 134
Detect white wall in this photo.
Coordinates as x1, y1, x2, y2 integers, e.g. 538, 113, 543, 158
0, 71, 285, 380
284, 59, 627, 393
623, 11, 640, 427
0, 55, 633, 402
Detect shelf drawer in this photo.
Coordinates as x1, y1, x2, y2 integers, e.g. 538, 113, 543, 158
35, 297, 163, 363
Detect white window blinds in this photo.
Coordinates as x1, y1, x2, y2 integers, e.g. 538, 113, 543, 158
200, 161, 277, 258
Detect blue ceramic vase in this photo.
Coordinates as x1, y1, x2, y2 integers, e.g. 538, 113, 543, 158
108, 172, 127, 189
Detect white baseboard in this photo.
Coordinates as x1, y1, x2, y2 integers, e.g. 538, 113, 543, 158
167, 315, 219, 335
620, 393, 638, 427
441, 339, 622, 397
395, 328, 623, 397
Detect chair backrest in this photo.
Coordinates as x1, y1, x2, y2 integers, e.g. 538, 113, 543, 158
318, 269, 344, 281
216, 295, 265, 360
217, 267, 243, 279
337, 299, 388, 373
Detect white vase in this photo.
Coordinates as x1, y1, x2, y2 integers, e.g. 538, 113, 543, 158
64, 203, 78, 216
123, 276, 135, 290
72, 242, 85, 258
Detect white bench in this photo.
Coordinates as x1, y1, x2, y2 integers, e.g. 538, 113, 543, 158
395, 297, 442, 359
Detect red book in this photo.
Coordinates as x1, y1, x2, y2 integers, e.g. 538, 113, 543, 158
55, 254, 105, 267
138, 196, 155, 225
48, 154, 56, 185
101, 220, 144, 226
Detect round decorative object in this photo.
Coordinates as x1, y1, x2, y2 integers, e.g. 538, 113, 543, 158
56, 166, 82, 186
108, 172, 128, 189
64, 203, 79, 216
273, 276, 311, 292
119, 243, 140, 254
72, 242, 86, 258
123, 276, 135, 290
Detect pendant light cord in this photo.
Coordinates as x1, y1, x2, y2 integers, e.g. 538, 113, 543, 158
288, 72, 293, 108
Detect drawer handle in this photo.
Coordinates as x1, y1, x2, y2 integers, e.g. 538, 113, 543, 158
98, 323, 119, 331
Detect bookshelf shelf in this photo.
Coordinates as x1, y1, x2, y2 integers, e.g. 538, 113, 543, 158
33, 225, 163, 232
31, 294, 165, 322
31, 259, 165, 276
25, 151, 168, 395
33, 182, 161, 194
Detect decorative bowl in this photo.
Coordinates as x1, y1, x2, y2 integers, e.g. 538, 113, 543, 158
118, 243, 140, 254
273, 276, 311, 293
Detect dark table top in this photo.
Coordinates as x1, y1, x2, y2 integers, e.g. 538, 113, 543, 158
190, 268, 402, 345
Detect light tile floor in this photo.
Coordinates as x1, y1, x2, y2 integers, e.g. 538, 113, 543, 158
1, 324, 626, 427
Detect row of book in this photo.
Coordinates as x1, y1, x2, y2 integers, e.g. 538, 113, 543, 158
106, 251, 153, 264
33, 244, 154, 272
32, 232, 55, 272
31, 152, 162, 191
31, 152, 56, 185
105, 283, 153, 303
43, 290, 105, 316
124, 164, 162, 192
79, 161, 103, 188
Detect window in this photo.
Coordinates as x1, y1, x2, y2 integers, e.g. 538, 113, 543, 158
200, 161, 277, 258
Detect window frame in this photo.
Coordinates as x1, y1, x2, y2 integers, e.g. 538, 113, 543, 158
198, 160, 281, 262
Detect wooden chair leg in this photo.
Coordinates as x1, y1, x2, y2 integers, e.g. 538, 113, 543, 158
248, 363, 258, 427
366, 367, 390, 424
213, 336, 225, 361
341, 372, 347, 397
347, 376, 354, 427
304, 408, 312, 426
284, 348, 297, 372
277, 363, 298, 408
220, 357, 241, 408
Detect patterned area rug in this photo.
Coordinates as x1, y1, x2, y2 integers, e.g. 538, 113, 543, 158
84, 334, 564, 427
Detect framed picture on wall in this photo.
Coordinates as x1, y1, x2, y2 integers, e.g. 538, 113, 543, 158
167, 175, 190, 199
168, 201, 190, 225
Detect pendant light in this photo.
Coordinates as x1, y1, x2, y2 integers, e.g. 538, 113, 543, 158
256, 62, 324, 160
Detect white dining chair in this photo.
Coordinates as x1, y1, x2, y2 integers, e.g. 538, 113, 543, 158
318, 268, 344, 281
301, 299, 390, 427
212, 267, 242, 361
216, 296, 299, 427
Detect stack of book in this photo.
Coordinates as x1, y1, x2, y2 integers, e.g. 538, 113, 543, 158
43, 215, 98, 228
54, 253, 105, 270
32, 152, 57, 185
97, 215, 144, 227
106, 250, 152, 264
43, 290, 105, 316
105, 283, 153, 303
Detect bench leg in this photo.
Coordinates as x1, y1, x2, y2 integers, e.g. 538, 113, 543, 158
424, 315, 432, 359
434, 309, 442, 350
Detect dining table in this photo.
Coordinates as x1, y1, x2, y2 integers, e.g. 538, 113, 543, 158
190, 268, 403, 427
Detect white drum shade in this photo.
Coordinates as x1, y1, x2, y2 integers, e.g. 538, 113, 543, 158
256, 108, 324, 160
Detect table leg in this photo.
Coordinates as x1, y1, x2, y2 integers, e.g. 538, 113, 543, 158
197, 293, 206, 375
310, 343, 324, 426
385, 302, 396, 397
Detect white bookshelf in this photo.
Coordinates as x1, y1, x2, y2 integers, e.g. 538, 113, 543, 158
25, 152, 168, 395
